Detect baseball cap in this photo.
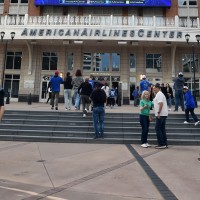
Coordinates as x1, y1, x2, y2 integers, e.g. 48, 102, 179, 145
178, 72, 183, 76
183, 86, 188, 90
55, 70, 59, 75
142, 75, 146, 79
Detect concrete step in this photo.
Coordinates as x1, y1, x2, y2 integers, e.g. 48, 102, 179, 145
1, 110, 200, 145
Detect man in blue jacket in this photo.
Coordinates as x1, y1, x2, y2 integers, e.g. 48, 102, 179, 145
183, 86, 199, 126
49, 70, 64, 110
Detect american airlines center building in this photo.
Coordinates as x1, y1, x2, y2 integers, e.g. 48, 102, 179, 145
0, 0, 200, 104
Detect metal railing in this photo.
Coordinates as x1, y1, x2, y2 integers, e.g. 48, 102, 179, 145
0, 14, 199, 28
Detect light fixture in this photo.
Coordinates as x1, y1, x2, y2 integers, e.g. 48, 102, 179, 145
118, 41, 127, 45
10, 32, 15, 40
131, 41, 138, 46
31, 40, 37, 44
196, 34, 200, 44
74, 40, 83, 44
1, 31, 5, 42
63, 40, 69, 45
166, 42, 171, 46
185, 33, 190, 43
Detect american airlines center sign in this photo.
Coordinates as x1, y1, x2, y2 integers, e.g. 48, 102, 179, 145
21, 28, 183, 41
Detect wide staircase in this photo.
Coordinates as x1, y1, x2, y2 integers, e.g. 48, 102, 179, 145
0, 110, 199, 145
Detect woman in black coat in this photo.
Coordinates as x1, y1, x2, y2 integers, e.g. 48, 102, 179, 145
166, 83, 173, 111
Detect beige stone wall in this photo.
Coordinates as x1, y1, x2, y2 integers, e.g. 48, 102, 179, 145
3, 43, 199, 103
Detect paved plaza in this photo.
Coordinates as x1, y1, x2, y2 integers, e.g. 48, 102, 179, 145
0, 102, 199, 200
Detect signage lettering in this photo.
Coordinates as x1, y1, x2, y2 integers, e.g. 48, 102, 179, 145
20, 28, 183, 40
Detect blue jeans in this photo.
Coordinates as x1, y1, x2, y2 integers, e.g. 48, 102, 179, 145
73, 89, 80, 109
167, 96, 172, 109
64, 89, 72, 109
175, 90, 184, 111
139, 115, 150, 144
155, 116, 168, 146
92, 106, 105, 137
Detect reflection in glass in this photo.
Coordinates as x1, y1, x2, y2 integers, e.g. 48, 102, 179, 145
130, 54, 136, 71
112, 53, 120, 71
185, 77, 200, 97
6, 52, 22, 69
100, 53, 109, 71
42, 52, 58, 70
182, 54, 199, 73
4, 74, 20, 98
82, 52, 120, 72
83, 53, 110, 71
67, 53, 74, 70
146, 54, 162, 71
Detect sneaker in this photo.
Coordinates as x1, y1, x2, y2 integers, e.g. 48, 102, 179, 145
184, 121, 189, 124
174, 110, 178, 112
194, 121, 200, 126
55, 107, 58, 110
51, 107, 54, 110
155, 145, 167, 149
85, 108, 88, 113
145, 143, 151, 147
141, 144, 148, 148
65, 108, 68, 110
93, 135, 98, 139
68, 108, 71, 110
83, 114, 86, 117
168, 109, 171, 111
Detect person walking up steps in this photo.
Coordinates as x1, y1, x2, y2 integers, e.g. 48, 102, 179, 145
109, 85, 116, 108
64, 72, 73, 110
72, 69, 84, 110
49, 70, 64, 110
183, 86, 200, 126
78, 78, 93, 117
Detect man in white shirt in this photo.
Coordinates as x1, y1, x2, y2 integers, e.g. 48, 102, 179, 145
153, 83, 168, 149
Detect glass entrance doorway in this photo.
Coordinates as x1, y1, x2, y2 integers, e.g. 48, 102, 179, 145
4, 74, 20, 102
40, 75, 51, 103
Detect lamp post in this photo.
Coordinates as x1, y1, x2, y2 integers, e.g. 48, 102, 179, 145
1, 31, 15, 87
185, 33, 200, 108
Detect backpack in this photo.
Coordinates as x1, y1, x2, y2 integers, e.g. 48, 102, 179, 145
109, 89, 115, 98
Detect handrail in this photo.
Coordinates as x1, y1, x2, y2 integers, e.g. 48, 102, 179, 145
0, 14, 199, 28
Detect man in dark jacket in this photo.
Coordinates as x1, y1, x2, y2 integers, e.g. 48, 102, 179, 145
78, 78, 93, 117
49, 70, 64, 110
173, 72, 185, 112
90, 82, 107, 139
64, 72, 73, 110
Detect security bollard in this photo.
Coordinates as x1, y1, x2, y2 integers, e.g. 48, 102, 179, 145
27, 93, 32, 105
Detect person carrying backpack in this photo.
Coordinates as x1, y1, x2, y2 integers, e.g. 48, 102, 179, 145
109, 85, 116, 108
